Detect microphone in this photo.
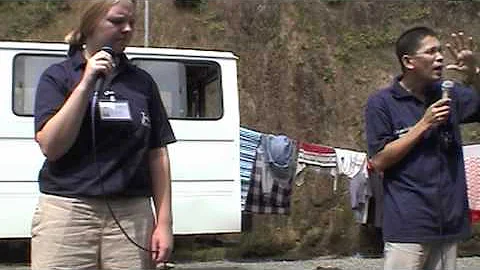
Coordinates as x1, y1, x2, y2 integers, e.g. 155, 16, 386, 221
439, 80, 454, 150
441, 80, 454, 99
94, 45, 114, 95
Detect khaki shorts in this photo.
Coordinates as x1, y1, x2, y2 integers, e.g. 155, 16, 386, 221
31, 193, 155, 270
384, 241, 457, 270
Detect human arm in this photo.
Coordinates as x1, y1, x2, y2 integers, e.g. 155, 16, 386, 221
446, 32, 480, 90
368, 98, 450, 172
149, 147, 173, 264
35, 50, 113, 161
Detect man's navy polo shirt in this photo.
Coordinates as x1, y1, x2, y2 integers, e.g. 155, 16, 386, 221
365, 77, 480, 243
34, 50, 176, 197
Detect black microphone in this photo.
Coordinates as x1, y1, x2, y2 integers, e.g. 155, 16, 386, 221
94, 45, 114, 95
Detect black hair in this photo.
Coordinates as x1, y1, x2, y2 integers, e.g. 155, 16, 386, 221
395, 26, 438, 70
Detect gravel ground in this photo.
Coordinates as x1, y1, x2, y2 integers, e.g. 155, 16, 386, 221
2, 256, 480, 269
171, 256, 480, 270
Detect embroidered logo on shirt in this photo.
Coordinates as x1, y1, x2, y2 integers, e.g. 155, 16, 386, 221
103, 90, 115, 96
140, 112, 151, 128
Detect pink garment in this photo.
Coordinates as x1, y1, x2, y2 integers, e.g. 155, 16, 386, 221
460, 145, 480, 223
464, 157, 480, 214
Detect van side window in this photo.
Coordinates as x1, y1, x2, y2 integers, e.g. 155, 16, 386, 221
13, 54, 66, 116
13, 55, 223, 120
131, 59, 223, 119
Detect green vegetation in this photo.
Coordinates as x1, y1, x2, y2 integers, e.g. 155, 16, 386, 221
0, 1, 69, 39
334, 27, 397, 63
399, 5, 431, 22
237, 227, 297, 258
193, 11, 225, 35
322, 66, 335, 84
174, 0, 207, 11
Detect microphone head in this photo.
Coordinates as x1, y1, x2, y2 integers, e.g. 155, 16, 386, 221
100, 44, 117, 69
441, 80, 455, 90
441, 80, 454, 99
101, 44, 114, 56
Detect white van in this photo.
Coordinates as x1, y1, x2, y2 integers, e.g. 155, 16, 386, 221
0, 41, 241, 238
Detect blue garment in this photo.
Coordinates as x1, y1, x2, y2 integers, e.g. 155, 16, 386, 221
34, 50, 176, 197
365, 77, 480, 243
244, 135, 294, 214
240, 127, 263, 210
265, 134, 296, 182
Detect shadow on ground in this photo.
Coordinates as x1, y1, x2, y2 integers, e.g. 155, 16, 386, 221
0, 240, 30, 263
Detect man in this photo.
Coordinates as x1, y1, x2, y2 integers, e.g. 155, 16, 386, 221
365, 26, 480, 270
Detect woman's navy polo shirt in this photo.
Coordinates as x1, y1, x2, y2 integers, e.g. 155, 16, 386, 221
365, 77, 480, 243
34, 50, 176, 197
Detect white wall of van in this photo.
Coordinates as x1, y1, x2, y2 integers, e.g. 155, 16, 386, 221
0, 41, 241, 238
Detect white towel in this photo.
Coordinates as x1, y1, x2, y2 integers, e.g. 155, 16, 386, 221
334, 148, 367, 178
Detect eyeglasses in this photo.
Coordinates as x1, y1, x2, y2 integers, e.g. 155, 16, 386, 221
412, 46, 443, 57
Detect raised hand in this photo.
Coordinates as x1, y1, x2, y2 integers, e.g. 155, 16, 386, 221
445, 31, 478, 76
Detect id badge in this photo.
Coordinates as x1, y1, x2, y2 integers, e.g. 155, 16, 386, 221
98, 100, 132, 121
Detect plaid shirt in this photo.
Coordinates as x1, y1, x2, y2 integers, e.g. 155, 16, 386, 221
244, 136, 293, 214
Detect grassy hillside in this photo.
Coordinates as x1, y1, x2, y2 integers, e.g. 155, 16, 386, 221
2, 0, 480, 260
3, 0, 480, 147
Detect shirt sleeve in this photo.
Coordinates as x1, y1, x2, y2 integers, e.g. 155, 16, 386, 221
454, 84, 480, 124
34, 63, 70, 134
148, 78, 177, 148
365, 94, 396, 157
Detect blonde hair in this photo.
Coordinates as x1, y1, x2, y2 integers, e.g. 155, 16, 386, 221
65, 0, 136, 53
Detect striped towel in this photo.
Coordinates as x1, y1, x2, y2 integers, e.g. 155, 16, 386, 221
240, 127, 263, 210
297, 142, 337, 167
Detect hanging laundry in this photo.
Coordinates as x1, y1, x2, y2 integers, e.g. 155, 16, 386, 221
462, 144, 480, 223
335, 148, 367, 178
297, 142, 337, 168
263, 134, 297, 193
296, 142, 338, 190
244, 134, 297, 214
367, 161, 384, 228
335, 148, 371, 224
240, 127, 263, 211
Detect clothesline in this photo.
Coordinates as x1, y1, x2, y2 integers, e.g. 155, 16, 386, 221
239, 126, 480, 226
240, 126, 371, 222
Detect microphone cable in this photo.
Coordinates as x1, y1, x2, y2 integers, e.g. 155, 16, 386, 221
437, 80, 455, 270
90, 70, 160, 255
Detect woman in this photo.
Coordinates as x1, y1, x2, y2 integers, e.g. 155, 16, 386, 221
32, 0, 176, 269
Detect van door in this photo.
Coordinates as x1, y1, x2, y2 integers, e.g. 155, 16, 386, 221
129, 51, 241, 234
0, 45, 67, 238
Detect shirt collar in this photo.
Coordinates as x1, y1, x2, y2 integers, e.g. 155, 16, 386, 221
390, 75, 440, 103
391, 75, 412, 99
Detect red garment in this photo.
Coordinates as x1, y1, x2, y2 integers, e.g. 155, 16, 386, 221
470, 210, 480, 223
298, 141, 335, 154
